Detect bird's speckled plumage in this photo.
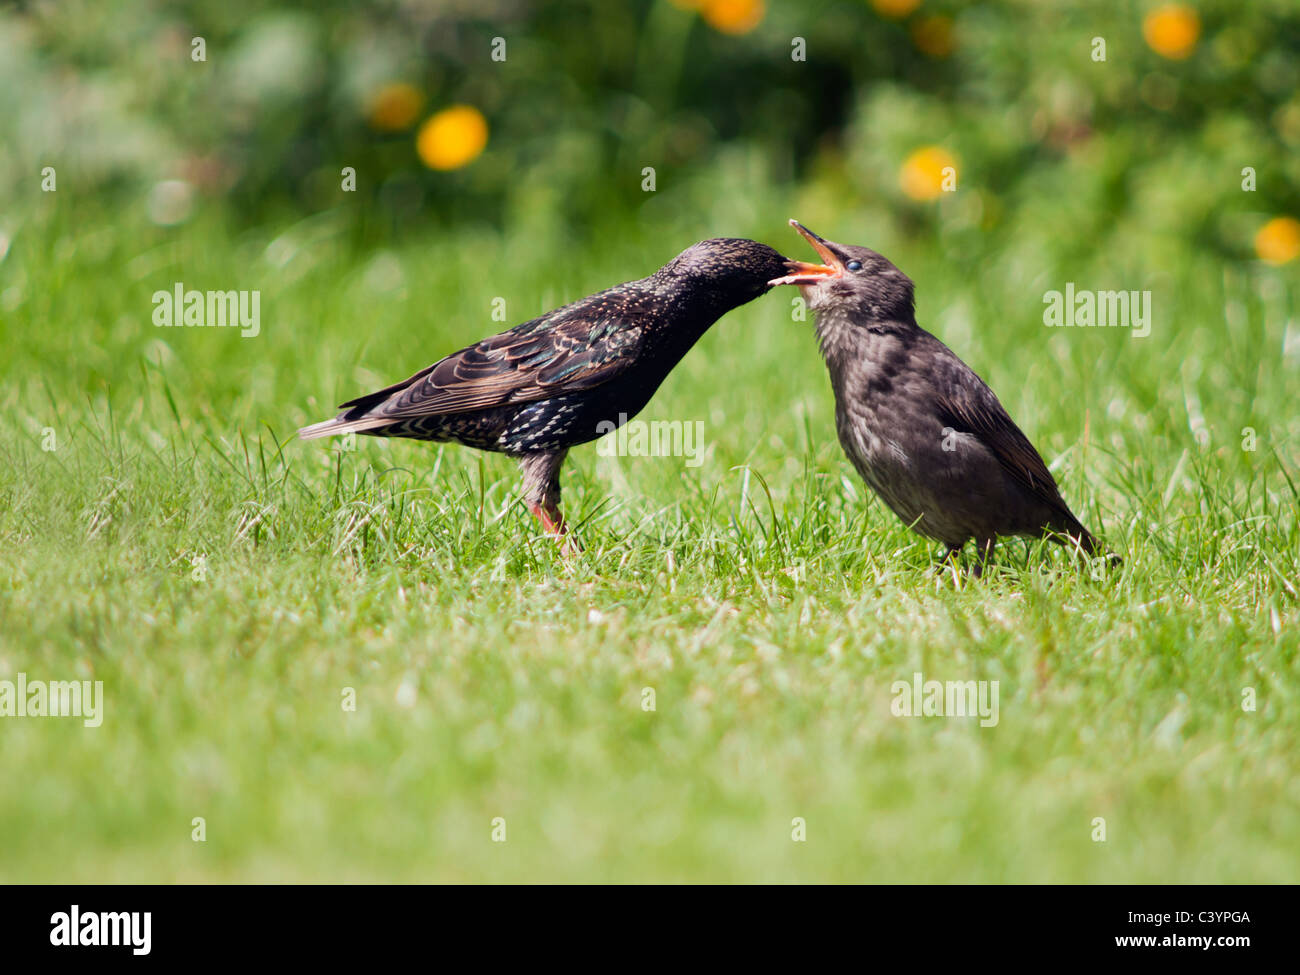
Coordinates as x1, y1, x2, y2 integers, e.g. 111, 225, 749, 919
774, 221, 1110, 572
300, 238, 792, 546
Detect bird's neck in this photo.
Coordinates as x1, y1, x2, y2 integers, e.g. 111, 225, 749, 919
657, 284, 742, 342
813, 308, 916, 380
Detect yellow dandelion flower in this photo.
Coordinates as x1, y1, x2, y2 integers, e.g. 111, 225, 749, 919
1255, 217, 1300, 266
417, 106, 489, 171
701, 0, 765, 35
900, 146, 957, 202
872, 0, 922, 19
911, 15, 955, 58
1143, 4, 1200, 60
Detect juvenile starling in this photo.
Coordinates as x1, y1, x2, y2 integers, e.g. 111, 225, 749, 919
299, 238, 793, 549
770, 220, 1113, 575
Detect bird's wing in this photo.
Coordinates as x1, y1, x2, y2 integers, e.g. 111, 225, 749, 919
927, 341, 1075, 516
337, 297, 647, 420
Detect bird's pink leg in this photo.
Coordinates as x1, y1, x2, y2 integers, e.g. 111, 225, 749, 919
527, 501, 582, 555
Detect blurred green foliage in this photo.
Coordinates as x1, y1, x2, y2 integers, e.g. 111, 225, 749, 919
2, 0, 1298, 265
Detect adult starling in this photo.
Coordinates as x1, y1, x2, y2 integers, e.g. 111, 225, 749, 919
770, 220, 1113, 575
299, 238, 793, 549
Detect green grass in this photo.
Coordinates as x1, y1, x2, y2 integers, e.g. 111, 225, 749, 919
1, 198, 1297, 882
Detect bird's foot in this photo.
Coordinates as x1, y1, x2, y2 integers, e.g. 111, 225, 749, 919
933, 541, 995, 579
972, 538, 996, 579
527, 501, 582, 557
934, 545, 962, 577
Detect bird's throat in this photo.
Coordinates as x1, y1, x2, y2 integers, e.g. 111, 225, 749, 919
811, 307, 861, 369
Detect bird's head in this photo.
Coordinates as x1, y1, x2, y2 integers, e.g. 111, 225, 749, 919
769, 220, 916, 326
655, 238, 794, 306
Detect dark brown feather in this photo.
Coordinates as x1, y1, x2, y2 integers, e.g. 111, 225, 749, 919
931, 373, 1077, 525
338, 310, 644, 420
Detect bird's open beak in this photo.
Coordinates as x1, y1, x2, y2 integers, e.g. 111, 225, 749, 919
767, 219, 843, 286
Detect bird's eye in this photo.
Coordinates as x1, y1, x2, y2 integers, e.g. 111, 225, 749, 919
846, 260, 863, 271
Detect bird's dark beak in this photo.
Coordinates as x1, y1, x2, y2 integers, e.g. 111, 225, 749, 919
767, 219, 843, 286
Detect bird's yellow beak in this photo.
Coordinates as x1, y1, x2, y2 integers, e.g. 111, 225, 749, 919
768, 219, 842, 286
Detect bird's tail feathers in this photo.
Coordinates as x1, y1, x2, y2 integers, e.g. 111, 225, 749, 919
297, 415, 394, 441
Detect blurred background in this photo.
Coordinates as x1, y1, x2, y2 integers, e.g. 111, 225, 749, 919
3, 0, 1298, 263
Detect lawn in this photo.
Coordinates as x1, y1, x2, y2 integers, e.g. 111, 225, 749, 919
1, 197, 1297, 883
